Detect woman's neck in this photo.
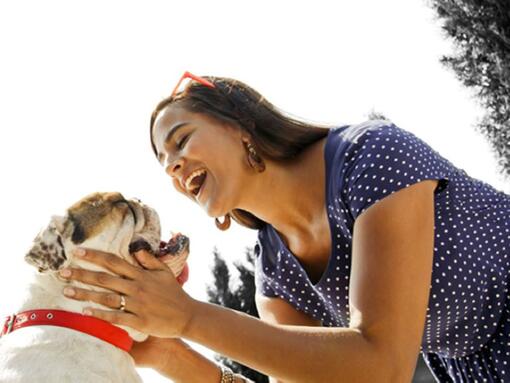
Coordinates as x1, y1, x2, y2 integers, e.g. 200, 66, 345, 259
238, 136, 328, 242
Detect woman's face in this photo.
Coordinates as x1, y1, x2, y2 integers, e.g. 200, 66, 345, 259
151, 103, 253, 218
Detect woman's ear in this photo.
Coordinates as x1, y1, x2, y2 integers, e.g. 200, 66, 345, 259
24, 215, 69, 273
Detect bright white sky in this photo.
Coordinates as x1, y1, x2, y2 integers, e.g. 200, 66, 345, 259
1, 1, 508, 381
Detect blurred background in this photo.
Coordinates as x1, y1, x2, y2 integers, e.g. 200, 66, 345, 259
1, 0, 508, 381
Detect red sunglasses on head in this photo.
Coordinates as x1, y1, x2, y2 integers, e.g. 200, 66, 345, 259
171, 71, 216, 98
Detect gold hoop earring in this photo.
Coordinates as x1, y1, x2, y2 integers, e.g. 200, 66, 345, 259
245, 141, 266, 172
215, 213, 231, 231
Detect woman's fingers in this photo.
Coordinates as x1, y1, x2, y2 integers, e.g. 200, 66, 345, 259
81, 306, 140, 328
59, 266, 138, 296
133, 249, 169, 271
62, 285, 141, 314
59, 247, 195, 338
71, 248, 144, 280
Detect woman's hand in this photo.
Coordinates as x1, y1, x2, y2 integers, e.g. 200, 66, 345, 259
129, 335, 188, 370
131, 336, 228, 382
58, 247, 197, 339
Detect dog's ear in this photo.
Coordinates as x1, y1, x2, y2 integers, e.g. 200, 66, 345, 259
24, 215, 69, 273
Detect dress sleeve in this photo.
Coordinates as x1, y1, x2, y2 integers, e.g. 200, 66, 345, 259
344, 121, 451, 222
253, 231, 279, 298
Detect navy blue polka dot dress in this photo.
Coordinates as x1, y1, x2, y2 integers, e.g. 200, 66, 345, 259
254, 120, 510, 382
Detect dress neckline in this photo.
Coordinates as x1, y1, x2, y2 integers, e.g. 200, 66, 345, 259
268, 126, 344, 287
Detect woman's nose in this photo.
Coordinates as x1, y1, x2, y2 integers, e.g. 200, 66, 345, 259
165, 157, 184, 178
166, 164, 188, 195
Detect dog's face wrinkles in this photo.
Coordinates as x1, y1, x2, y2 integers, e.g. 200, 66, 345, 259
24, 191, 189, 277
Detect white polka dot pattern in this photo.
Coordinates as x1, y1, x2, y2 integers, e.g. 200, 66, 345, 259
254, 121, 510, 381
342, 120, 451, 221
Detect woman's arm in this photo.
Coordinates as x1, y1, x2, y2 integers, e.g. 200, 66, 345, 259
58, 180, 437, 382
255, 294, 322, 383
153, 338, 220, 383
155, 338, 252, 383
159, 294, 324, 383
181, 180, 437, 383
184, 298, 379, 383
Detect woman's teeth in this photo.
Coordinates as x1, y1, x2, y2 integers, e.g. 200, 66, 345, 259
185, 169, 207, 192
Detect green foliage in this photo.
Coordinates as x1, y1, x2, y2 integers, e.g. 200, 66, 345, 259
428, 0, 510, 176
205, 246, 269, 383
367, 110, 390, 121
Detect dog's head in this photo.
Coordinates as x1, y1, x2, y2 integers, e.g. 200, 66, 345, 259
24, 191, 189, 277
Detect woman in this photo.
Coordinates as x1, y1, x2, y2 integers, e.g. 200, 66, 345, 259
58, 71, 510, 382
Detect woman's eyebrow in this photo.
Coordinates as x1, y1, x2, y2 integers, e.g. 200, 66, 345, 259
157, 122, 191, 163
164, 122, 190, 145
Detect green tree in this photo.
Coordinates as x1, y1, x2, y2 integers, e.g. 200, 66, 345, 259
427, 0, 510, 177
205, 246, 269, 383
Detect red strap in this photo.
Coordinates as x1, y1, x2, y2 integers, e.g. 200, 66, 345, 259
1, 309, 133, 352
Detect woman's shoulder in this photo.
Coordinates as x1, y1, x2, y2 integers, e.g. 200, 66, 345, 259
327, 119, 395, 148
333, 119, 389, 140
326, 118, 451, 168
329, 119, 456, 221
323, 119, 394, 167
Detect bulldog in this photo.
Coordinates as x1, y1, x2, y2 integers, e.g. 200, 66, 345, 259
0, 192, 190, 383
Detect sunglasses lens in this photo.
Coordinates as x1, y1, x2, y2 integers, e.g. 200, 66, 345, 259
173, 77, 192, 97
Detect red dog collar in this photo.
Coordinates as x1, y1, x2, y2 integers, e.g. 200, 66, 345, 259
0, 309, 133, 352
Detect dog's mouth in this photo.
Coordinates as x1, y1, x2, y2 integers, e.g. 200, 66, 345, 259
129, 233, 189, 258
158, 232, 189, 259
128, 233, 189, 280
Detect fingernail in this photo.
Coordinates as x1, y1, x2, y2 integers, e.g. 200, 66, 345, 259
74, 248, 86, 257
60, 268, 71, 277
63, 287, 75, 296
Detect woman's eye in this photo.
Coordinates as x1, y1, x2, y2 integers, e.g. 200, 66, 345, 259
177, 134, 189, 149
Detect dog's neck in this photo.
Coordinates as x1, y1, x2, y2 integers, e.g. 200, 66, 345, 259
18, 236, 149, 343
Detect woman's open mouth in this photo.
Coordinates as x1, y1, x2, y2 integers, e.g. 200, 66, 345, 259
189, 171, 207, 200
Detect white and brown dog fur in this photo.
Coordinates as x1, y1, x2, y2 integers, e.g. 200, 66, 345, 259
0, 192, 189, 383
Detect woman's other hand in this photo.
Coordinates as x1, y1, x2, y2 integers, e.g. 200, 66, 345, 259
131, 336, 227, 383
129, 335, 187, 370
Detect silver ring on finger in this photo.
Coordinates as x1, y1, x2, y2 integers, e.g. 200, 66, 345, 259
119, 294, 126, 311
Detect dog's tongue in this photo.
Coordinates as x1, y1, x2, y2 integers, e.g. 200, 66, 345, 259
176, 262, 189, 285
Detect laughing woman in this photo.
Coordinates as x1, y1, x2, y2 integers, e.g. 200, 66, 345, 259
59, 71, 510, 382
